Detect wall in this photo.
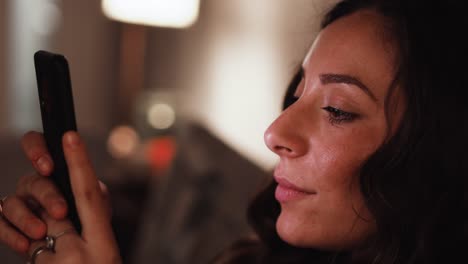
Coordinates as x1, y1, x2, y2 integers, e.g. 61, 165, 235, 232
52, 0, 120, 136
144, 0, 328, 169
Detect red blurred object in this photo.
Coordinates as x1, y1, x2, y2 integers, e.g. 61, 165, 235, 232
146, 136, 177, 172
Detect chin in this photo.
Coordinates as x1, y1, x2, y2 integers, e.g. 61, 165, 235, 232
275, 210, 313, 248
275, 208, 373, 251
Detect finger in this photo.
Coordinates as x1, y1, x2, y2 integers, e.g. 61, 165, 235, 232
1, 196, 46, 240
16, 174, 68, 220
26, 212, 78, 264
98, 181, 112, 219
62, 132, 114, 241
39, 211, 76, 239
28, 240, 55, 264
0, 217, 30, 253
21, 131, 54, 176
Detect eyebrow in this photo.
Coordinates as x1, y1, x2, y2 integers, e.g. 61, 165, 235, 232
319, 73, 378, 102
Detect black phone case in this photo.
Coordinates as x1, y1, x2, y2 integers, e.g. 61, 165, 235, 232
34, 50, 81, 233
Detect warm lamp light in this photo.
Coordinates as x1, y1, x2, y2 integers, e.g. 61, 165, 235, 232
101, 0, 200, 28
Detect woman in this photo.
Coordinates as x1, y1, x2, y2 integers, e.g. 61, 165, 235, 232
0, 0, 466, 263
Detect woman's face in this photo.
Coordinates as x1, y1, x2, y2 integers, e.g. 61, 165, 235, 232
264, 10, 402, 250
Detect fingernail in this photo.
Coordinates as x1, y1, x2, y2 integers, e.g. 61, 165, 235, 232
37, 156, 51, 172
65, 132, 80, 148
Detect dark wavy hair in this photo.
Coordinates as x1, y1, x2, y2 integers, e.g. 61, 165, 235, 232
214, 0, 468, 263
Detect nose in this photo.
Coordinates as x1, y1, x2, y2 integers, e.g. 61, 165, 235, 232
264, 109, 307, 158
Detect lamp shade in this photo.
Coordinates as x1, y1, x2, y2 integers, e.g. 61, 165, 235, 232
102, 0, 200, 28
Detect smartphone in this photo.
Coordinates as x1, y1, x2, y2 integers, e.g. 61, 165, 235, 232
34, 50, 81, 233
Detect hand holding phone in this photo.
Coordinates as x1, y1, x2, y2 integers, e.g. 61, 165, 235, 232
34, 50, 81, 232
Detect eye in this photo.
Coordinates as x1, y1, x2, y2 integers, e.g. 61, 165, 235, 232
321, 106, 358, 125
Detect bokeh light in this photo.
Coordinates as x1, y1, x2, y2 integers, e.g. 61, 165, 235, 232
107, 125, 141, 159
146, 103, 176, 130
102, 0, 200, 28
145, 136, 177, 172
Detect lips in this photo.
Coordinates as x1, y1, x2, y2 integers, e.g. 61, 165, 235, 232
274, 176, 316, 203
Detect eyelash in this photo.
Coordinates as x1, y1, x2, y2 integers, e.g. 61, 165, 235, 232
321, 106, 358, 125
286, 95, 358, 125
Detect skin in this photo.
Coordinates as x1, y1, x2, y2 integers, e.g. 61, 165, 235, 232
0, 131, 121, 263
264, 10, 401, 250
0, 9, 402, 263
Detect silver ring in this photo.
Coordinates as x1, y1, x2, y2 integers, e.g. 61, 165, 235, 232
45, 228, 76, 252
27, 245, 52, 264
0, 196, 8, 218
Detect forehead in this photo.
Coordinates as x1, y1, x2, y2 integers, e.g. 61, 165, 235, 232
303, 9, 397, 102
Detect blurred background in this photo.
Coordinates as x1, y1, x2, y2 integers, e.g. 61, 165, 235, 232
0, 0, 335, 263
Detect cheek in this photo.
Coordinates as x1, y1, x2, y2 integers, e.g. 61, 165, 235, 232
312, 121, 385, 218
276, 120, 384, 249
313, 123, 384, 189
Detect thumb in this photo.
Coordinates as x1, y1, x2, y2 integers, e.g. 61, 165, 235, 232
62, 131, 114, 244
